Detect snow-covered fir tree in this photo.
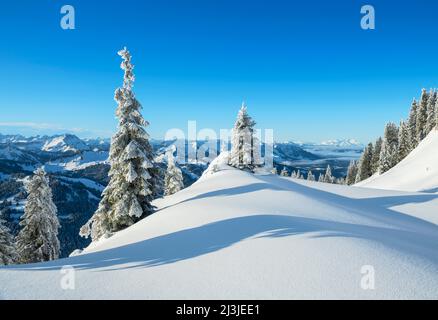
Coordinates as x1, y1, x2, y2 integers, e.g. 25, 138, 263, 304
377, 122, 399, 174
16, 168, 60, 264
280, 167, 289, 177
336, 177, 346, 185
435, 97, 438, 131
291, 170, 297, 179
416, 89, 429, 143
346, 160, 358, 185
270, 167, 278, 175
408, 99, 419, 149
307, 170, 315, 181
318, 173, 324, 183
323, 165, 335, 184
397, 120, 411, 162
164, 149, 184, 196
229, 102, 260, 171
80, 47, 158, 241
378, 141, 398, 174
426, 90, 437, 134
355, 143, 373, 183
0, 213, 17, 266
371, 137, 382, 174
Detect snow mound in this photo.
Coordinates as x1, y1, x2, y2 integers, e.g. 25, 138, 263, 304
1, 166, 438, 299
42, 134, 90, 153
357, 130, 438, 193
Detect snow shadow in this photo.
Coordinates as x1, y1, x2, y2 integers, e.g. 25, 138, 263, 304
255, 175, 438, 237
7, 212, 438, 272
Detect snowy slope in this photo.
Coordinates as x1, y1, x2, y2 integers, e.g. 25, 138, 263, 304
42, 134, 90, 153
357, 130, 438, 193
1, 166, 438, 299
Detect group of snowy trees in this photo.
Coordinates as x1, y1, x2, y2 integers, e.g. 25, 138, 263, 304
349, 88, 438, 185
275, 164, 346, 185
0, 168, 60, 266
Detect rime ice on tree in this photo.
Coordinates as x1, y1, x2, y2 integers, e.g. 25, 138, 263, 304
164, 148, 184, 196
16, 168, 60, 263
229, 102, 261, 171
0, 213, 17, 265
80, 47, 158, 241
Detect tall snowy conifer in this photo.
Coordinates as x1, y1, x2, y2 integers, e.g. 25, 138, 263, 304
164, 149, 184, 196
346, 160, 358, 185
0, 213, 17, 265
323, 165, 335, 184
355, 143, 373, 183
408, 99, 419, 149
371, 137, 382, 174
416, 89, 429, 142
16, 168, 60, 263
229, 102, 260, 171
80, 47, 157, 241
426, 90, 437, 134
397, 120, 411, 162
307, 170, 315, 181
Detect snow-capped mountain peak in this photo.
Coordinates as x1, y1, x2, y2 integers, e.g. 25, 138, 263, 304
319, 139, 363, 147
42, 134, 90, 153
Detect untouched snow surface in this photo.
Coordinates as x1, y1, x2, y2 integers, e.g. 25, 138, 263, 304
357, 130, 438, 193
1, 166, 438, 299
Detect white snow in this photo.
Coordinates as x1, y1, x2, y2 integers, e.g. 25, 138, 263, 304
1, 164, 437, 299
42, 134, 90, 153
43, 151, 109, 172
357, 130, 438, 193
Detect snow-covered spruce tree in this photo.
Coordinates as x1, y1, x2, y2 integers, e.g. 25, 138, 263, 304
355, 142, 373, 183
408, 99, 419, 149
291, 170, 297, 179
435, 97, 438, 131
377, 122, 399, 174
378, 141, 397, 174
0, 213, 17, 265
318, 173, 324, 183
270, 167, 278, 175
397, 120, 411, 162
323, 165, 335, 184
371, 137, 382, 174
164, 150, 184, 196
416, 89, 429, 143
280, 167, 289, 177
229, 102, 259, 171
16, 168, 60, 264
80, 47, 158, 241
346, 160, 358, 185
307, 170, 315, 181
426, 90, 437, 135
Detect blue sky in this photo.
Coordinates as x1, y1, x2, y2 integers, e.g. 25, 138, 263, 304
0, 0, 437, 143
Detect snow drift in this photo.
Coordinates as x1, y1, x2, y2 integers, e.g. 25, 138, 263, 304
357, 130, 438, 193
1, 164, 438, 299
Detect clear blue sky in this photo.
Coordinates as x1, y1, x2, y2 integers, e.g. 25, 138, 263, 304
0, 0, 437, 143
